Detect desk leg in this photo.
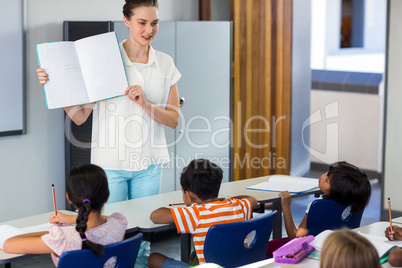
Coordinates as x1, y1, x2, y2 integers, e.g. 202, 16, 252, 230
272, 201, 282, 239
181, 233, 191, 263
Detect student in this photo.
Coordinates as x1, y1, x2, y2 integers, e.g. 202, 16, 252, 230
3, 164, 127, 267
36, 0, 181, 204
385, 225, 402, 266
147, 159, 258, 268
266, 161, 371, 254
280, 161, 371, 239
320, 229, 380, 268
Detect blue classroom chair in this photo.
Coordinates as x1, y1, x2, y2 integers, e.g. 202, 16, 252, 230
58, 233, 143, 268
307, 199, 364, 236
203, 210, 278, 268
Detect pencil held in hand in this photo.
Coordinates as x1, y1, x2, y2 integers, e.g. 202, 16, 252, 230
388, 197, 392, 232
52, 184, 57, 216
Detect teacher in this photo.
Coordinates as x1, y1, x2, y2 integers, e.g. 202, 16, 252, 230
36, 0, 180, 204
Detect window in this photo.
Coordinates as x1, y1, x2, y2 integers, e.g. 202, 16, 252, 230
340, 0, 365, 48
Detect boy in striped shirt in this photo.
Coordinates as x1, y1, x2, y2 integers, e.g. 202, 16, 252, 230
148, 159, 258, 268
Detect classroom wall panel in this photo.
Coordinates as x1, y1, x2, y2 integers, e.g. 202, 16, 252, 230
0, 0, 25, 136
383, 0, 402, 217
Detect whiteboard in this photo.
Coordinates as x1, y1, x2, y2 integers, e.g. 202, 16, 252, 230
0, 0, 25, 136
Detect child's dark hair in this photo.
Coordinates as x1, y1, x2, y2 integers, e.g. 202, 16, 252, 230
66, 164, 110, 258
123, 0, 158, 19
180, 159, 223, 201
326, 161, 371, 213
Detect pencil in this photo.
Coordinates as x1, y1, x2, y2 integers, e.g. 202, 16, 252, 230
52, 184, 57, 216
169, 203, 185, 206
388, 197, 393, 232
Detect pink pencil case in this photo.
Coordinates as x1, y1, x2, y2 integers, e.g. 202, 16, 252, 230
273, 235, 315, 264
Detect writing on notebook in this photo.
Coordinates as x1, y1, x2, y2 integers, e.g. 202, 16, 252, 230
246, 175, 319, 194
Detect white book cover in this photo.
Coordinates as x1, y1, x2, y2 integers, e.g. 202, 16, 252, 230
36, 32, 128, 109
246, 175, 319, 194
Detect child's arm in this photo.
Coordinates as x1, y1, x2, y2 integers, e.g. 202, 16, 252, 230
280, 191, 308, 239
3, 232, 54, 254
231, 195, 258, 210
388, 247, 402, 267
150, 207, 174, 224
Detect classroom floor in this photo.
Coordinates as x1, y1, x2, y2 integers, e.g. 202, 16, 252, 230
3, 170, 381, 268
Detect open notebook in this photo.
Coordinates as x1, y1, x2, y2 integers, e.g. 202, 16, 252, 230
0, 223, 53, 250
246, 175, 319, 194
312, 229, 402, 263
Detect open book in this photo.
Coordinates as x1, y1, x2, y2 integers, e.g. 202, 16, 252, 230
0, 223, 52, 250
36, 32, 128, 109
246, 175, 319, 194
312, 229, 402, 263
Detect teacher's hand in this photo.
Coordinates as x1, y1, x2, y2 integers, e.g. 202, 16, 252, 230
36, 68, 49, 85
125, 85, 146, 106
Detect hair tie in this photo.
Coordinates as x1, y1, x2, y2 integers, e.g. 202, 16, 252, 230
82, 238, 88, 242
82, 199, 91, 204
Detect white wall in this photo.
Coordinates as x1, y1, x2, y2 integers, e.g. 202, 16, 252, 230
0, 0, 197, 222
383, 0, 402, 212
310, 91, 381, 172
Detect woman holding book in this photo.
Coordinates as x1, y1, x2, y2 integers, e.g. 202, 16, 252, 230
36, 0, 180, 205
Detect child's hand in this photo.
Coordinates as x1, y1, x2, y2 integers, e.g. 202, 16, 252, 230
279, 191, 291, 208
49, 212, 77, 226
386, 226, 402, 241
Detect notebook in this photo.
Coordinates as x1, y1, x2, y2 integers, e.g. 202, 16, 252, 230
246, 175, 319, 194
312, 229, 402, 263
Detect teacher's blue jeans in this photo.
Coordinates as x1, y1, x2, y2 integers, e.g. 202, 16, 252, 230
105, 164, 162, 203
105, 164, 162, 268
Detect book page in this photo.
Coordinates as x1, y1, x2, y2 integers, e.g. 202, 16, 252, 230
36, 42, 90, 109
0, 225, 26, 249
21, 223, 53, 233
246, 175, 319, 193
358, 232, 402, 257
75, 32, 128, 102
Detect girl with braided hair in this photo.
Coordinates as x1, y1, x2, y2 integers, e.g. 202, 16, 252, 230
4, 164, 128, 267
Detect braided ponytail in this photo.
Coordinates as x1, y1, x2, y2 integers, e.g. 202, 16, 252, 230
75, 200, 104, 258
67, 164, 110, 258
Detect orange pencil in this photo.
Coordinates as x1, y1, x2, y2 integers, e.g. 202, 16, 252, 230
388, 197, 393, 232
52, 184, 57, 216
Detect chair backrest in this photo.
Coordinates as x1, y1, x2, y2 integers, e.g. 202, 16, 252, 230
58, 233, 143, 268
307, 199, 363, 236
203, 210, 278, 268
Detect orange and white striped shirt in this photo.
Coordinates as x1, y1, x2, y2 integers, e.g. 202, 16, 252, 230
170, 197, 253, 264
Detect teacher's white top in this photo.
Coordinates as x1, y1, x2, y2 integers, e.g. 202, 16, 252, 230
91, 42, 181, 171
